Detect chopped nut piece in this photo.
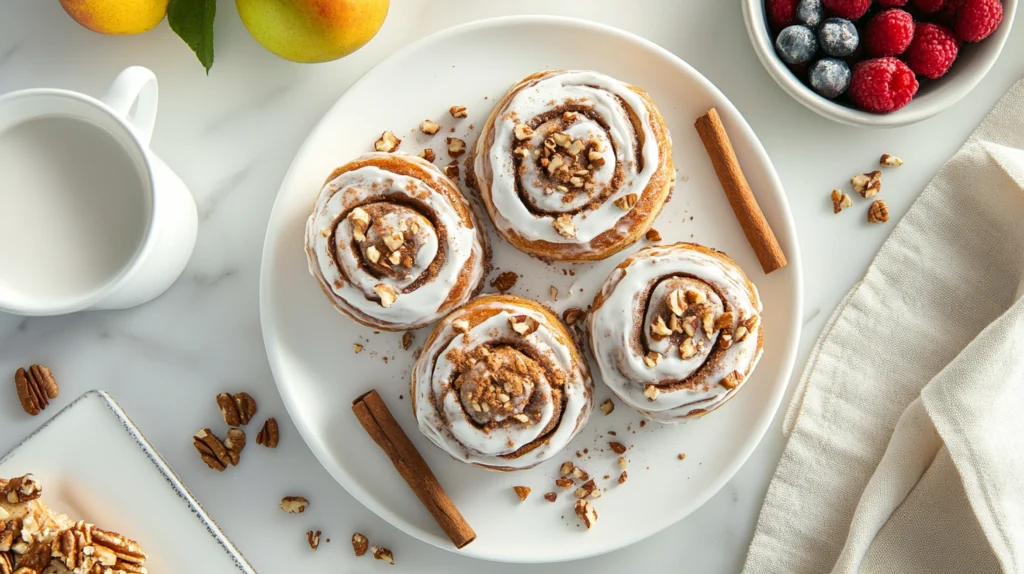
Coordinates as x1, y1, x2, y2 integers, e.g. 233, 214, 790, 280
351, 533, 369, 557
719, 332, 734, 349
868, 200, 890, 223
418, 148, 436, 162
613, 193, 639, 211
374, 284, 398, 308
374, 131, 401, 153
651, 315, 672, 338
449, 105, 468, 119
617, 456, 628, 470
547, 154, 565, 174
444, 161, 459, 181
701, 310, 716, 335
720, 370, 743, 389
574, 479, 599, 499
555, 477, 575, 490
366, 245, 381, 263
508, 314, 539, 336
280, 496, 309, 514
563, 111, 579, 122
553, 214, 577, 239
215, 391, 257, 427
851, 170, 882, 198
682, 316, 699, 337
745, 315, 762, 331
549, 285, 558, 300
880, 154, 903, 167
667, 289, 687, 316
734, 325, 749, 342
372, 546, 395, 564
349, 207, 371, 242
512, 486, 531, 501
600, 399, 615, 416
419, 120, 440, 135
572, 467, 589, 481
224, 428, 246, 466
608, 442, 627, 455
831, 189, 854, 214
13, 365, 58, 416
679, 337, 697, 359
513, 413, 530, 423
575, 500, 598, 529
551, 132, 571, 147
669, 314, 683, 333
2, 474, 41, 504
642, 352, 661, 368
714, 312, 735, 332
401, 331, 414, 350
643, 385, 660, 401
563, 307, 585, 326
514, 124, 534, 140
256, 417, 280, 448
353, 343, 364, 353
451, 320, 471, 334
678, 453, 687, 460
387, 251, 402, 266
383, 232, 404, 252
685, 288, 706, 305
307, 530, 321, 551
618, 471, 628, 484
559, 461, 575, 476
447, 137, 466, 157
646, 228, 662, 242
490, 271, 518, 293
544, 492, 558, 502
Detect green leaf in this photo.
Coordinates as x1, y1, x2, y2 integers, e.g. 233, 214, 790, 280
168, 0, 216, 74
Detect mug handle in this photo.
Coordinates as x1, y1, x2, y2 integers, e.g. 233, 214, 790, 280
102, 66, 158, 145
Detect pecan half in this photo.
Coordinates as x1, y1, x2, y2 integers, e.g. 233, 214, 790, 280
256, 417, 280, 448
14, 365, 58, 416
193, 428, 231, 471
216, 392, 257, 427
351, 532, 369, 556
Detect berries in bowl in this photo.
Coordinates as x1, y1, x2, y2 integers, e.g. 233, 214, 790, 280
742, 0, 1017, 127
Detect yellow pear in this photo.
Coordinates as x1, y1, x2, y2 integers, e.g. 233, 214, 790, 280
60, 0, 169, 35
236, 0, 389, 63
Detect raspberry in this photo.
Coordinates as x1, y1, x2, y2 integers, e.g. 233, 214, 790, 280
906, 23, 959, 79
876, 0, 909, 5
823, 0, 871, 20
935, 0, 966, 26
767, 0, 799, 29
849, 57, 919, 113
913, 0, 946, 13
865, 9, 916, 56
955, 0, 1003, 42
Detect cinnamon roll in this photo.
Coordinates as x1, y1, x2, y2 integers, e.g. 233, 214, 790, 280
588, 243, 763, 422
471, 70, 675, 261
305, 153, 489, 331
411, 295, 594, 471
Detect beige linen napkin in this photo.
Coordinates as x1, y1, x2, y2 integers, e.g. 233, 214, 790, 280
744, 79, 1024, 574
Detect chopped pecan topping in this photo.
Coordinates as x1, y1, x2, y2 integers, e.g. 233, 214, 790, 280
851, 170, 882, 198
374, 131, 401, 153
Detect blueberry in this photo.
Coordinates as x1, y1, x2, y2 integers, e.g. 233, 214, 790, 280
818, 18, 859, 58
808, 58, 851, 99
796, 0, 823, 28
775, 25, 817, 65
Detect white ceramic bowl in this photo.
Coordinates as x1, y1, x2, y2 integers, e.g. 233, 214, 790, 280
742, 0, 1017, 127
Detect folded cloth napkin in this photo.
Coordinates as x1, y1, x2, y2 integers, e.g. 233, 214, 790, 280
744, 79, 1024, 574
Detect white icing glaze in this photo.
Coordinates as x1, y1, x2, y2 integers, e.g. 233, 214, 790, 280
304, 153, 486, 329
413, 301, 593, 470
588, 244, 763, 423
475, 70, 661, 246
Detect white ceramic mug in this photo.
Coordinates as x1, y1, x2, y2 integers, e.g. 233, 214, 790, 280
0, 66, 197, 316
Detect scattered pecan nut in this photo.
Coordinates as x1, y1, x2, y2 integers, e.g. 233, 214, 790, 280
216, 392, 257, 427
418, 148, 436, 162
419, 120, 440, 135
52, 522, 147, 573
868, 200, 890, 223
372, 546, 394, 564
562, 307, 585, 327
14, 365, 58, 416
2, 474, 41, 504
193, 428, 232, 471
618, 471, 628, 484
831, 189, 854, 214
444, 161, 459, 181
351, 532, 369, 557
449, 105, 468, 119
599, 399, 614, 415
608, 442, 627, 455
646, 228, 662, 242
224, 428, 246, 466
574, 500, 598, 529
446, 137, 466, 158
401, 331, 414, 351
374, 131, 401, 153
490, 271, 518, 293
851, 170, 882, 198
280, 496, 309, 514
512, 486, 531, 502
307, 529, 321, 551
544, 492, 558, 502
880, 154, 903, 167
256, 417, 280, 448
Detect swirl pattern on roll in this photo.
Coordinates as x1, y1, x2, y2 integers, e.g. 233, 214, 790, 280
412, 295, 593, 471
305, 153, 488, 331
472, 70, 675, 261
588, 243, 763, 422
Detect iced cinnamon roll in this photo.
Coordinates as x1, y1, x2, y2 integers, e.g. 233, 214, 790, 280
588, 243, 763, 422
305, 153, 490, 331
411, 295, 594, 471
471, 70, 675, 261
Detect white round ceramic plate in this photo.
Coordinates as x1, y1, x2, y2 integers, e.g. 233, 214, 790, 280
260, 16, 803, 563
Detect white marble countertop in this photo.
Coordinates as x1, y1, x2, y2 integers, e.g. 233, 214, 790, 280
1, 1, 1022, 572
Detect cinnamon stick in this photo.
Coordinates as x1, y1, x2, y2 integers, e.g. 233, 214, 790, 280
694, 108, 787, 274
352, 390, 476, 549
